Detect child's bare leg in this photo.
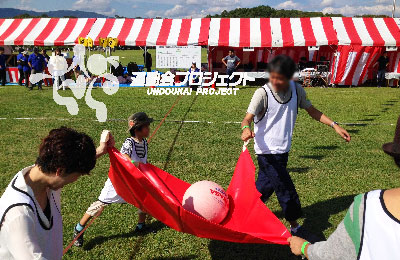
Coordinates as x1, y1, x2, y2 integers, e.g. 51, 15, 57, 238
138, 212, 146, 224
79, 205, 105, 226
74, 201, 106, 246
135, 210, 147, 232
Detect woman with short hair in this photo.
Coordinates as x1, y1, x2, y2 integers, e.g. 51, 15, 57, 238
0, 127, 114, 259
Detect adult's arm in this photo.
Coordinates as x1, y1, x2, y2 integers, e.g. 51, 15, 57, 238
2, 207, 48, 260
241, 88, 267, 141
241, 113, 255, 141
235, 57, 241, 69
221, 56, 228, 67
289, 194, 364, 259
305, 105, 351, 142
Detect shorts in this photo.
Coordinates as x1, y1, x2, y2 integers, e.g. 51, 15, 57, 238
85, 178, 143, 216
98, 177, 126, 204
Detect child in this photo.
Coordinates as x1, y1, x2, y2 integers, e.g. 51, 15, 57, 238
73, 112, 153, 247
241, 55, 351, 240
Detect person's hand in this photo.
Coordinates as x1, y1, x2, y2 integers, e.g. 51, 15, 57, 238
241, 128, 255, 141
133, 161, 140, 168
96, 131, 115, 158
334, 125, 351, 142
287, 236, 308, 256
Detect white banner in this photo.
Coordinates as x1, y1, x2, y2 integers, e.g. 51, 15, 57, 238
156, 46, 201, 69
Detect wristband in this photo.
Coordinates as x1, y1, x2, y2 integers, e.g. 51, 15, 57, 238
330, 121, 338, 128
241, 125, 250, 131
301, 241, 310, 256
131, 160, 135, 164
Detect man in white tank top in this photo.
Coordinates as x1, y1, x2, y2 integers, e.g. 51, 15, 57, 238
241, 55, 351, 238
73, 112, 153, 247
288, 115, 400, 259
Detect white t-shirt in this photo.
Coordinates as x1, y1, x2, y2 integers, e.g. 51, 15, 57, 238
0, 166, 63, 260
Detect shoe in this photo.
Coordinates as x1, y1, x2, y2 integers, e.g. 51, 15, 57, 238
73, 227, 85, 247
134, 223, 147, 232
290, 226, 322, 243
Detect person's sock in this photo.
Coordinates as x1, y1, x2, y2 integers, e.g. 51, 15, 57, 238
290, 225, 301, 233
75, 223, 85, 232
136, 222, 145, 230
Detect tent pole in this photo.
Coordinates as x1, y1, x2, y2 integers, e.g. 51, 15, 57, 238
393, 0, 397, 18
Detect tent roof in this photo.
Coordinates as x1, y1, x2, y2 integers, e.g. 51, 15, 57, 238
0, 18, 95, 46
0, 17, 400, 47
86, 18, 210, 46
332, 17, 400, 46
208, 17, 338, 47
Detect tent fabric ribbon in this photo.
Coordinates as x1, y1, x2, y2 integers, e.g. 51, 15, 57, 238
108, 147, 290, 245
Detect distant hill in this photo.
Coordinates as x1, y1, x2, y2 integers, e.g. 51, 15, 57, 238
206, 5, 388, 18
0, 8, 109, 18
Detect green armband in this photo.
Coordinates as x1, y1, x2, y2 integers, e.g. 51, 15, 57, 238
241, 125, 250, 131
301, 241, 310, 256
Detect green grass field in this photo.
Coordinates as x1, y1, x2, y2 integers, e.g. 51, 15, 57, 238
0, 85, 400, 259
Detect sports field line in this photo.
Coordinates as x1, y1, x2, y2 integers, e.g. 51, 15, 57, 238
0, 117, 396, 126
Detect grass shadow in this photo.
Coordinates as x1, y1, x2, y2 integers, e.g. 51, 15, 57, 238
152, 255, 197, 260
288, 167, 310, 173
313, 145, 339, 150
301, 195, 355, 241
271, 195, 355, 242
347, 129, 360, 134
208, 241, 295, 260
342, 123, 367, 127
364, 114, 379, 117
83, 221, 166, 251
358, 118, 374, 122
300, 155, 324, 160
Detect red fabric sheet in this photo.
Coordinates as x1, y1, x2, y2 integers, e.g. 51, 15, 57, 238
108, 147, 290, 245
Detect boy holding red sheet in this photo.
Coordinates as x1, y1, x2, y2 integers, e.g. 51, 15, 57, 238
73, 112, 153, 247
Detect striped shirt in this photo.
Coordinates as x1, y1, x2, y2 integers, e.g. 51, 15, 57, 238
120, 137, 147, 160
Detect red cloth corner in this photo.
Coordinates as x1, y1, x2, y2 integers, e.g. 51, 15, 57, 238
108, 147, 290, 244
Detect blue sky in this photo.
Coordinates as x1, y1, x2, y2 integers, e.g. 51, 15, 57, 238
0, 0, 396, 18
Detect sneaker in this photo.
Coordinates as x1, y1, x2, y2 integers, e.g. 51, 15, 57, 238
73, 228, 85, 247
134, 223, 146, 232
290, 226, 321, 243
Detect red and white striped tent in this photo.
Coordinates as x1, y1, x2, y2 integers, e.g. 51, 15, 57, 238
331, 17, 400, 85
208, 17, 338, 47
86, 18, 210, 46
0, 18, 95, 46
1, 17, 400, 86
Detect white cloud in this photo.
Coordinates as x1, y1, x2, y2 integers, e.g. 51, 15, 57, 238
276, 1, 300, 9
73, 0, 116, 16
320, 0, 334, 7
322, 4, 392, 16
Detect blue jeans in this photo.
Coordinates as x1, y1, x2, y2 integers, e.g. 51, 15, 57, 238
256, 153, 302, 221
377, 69, 386, 87
226, 68, 235, 87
